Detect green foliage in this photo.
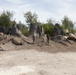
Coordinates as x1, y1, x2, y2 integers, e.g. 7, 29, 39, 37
42, 18, 54, 36
42, 23, 54, 36
0, 11, 13, 28
62, 16, 74, 33
21, 25, 29, 37
17, 22, 29, 36
24, 11, 38, 25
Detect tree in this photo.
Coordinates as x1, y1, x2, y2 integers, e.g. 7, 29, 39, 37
62, 16, 74, 33
0, 11, 13, 28
42, 18, 54, 36
47, 18, 54, 26
24, 11, 38, 26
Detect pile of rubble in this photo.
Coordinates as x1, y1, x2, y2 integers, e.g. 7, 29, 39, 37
0, 30, 27, 51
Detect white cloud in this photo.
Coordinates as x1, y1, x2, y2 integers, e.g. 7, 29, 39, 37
6, 0, 23, 4
0, 0, 76, 25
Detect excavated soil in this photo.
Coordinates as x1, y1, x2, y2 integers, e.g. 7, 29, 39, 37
0, 36, 76, 75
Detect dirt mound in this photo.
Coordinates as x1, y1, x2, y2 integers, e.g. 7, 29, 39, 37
0, 33, 27, 51
0, 32, 76, 51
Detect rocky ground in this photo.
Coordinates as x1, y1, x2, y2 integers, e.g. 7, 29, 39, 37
0, 35, 76, 75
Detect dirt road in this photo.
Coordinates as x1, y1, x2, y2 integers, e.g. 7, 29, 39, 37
0, 49, 76, 75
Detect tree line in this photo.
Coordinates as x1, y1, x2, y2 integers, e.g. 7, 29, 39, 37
0, 10, 76, 36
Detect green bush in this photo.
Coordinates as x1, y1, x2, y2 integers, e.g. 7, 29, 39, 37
42, 24, 54, 36
17, 23, 29, 37
0, 11, 13, 28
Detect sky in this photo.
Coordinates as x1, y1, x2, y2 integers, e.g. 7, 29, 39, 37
0, 0, 76, 25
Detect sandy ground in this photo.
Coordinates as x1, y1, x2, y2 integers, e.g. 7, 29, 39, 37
0, 49, 76, 75
0, 37, 76, 75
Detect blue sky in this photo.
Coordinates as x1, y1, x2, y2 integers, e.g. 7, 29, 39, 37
0, 0, 76, 24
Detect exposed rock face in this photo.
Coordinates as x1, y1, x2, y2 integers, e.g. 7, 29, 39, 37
53, 23, 66, 43
53, 35, 63, 42
69, 33, 76, 39
29, 22, 49, 45
0, 26, 5, 33
0, 33, 7, 41
11, 37, 23, 45
10, 22, 17, 36
53, 23, 64, 36
68, 33, 76, 41
0, 26, 26, 45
